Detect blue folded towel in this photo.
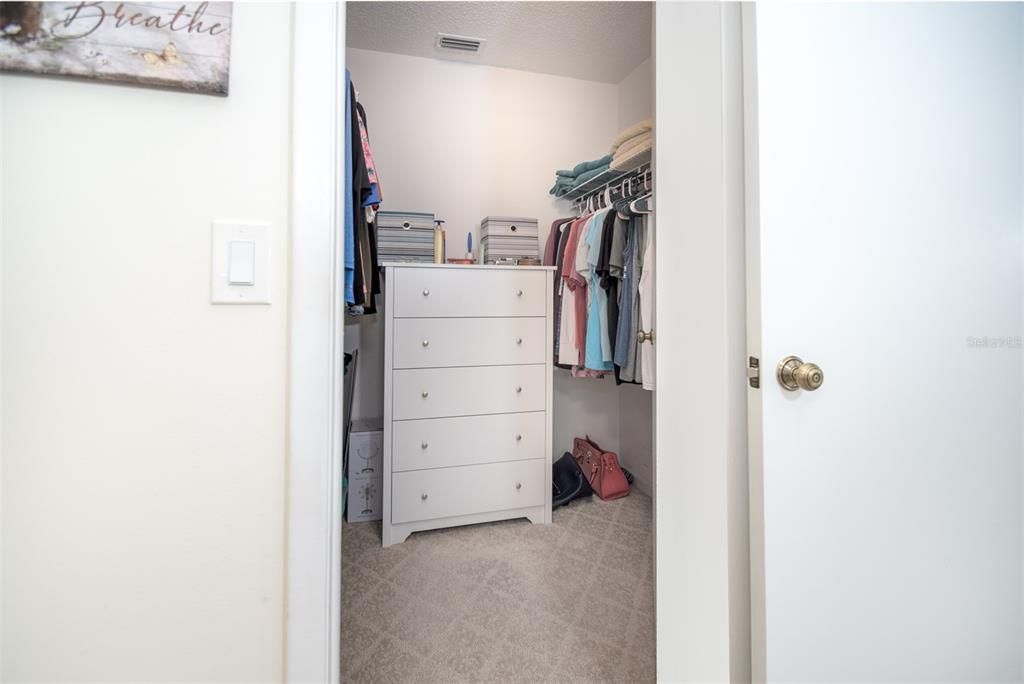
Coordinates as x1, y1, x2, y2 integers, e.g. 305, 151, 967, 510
549, 178, 576, 195
571, 154, 613, 177
550, 154, 614, 196
551, 163, 610, 197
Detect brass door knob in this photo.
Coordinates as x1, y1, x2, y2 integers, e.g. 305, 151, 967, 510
776, 355, 824, 391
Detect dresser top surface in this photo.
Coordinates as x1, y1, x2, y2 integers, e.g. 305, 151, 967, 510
382, 263, 557, 272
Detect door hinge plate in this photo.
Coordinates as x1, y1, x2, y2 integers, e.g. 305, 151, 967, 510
747, 356, 760, 388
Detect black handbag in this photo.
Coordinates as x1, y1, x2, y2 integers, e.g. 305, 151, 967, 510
552, 451, 593, 508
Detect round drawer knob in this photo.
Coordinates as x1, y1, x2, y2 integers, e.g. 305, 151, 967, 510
421, 493, 429, 501
422, 339, 430, 347
515, 482, 522, 490
516, 289, 523, 297
515, 434, 522, 441
421, 441, 429, 450
515, 386, 522, 394
422, 289, 430, 297
421, 391, 429, 398
516, 338, 523, 346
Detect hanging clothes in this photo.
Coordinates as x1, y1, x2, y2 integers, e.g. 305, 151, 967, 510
546, 218, 574, 369
639, 215, 655, 390
344, 70, 356, 304
547, 162, 653, 387
596, 211, 619, 363
615, 216, 645, 384
558, 216, 588, 368
584, 209, 613, 371
356, 102, 382, 210
345, 74, 382, 314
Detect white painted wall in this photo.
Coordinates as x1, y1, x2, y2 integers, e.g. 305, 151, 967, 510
0, 4, 291, 681
344, 47, 630, 457
0, 71, 5, 681
617, 57, 652, 130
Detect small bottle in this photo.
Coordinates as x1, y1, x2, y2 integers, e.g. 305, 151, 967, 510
433, 220, 445, 264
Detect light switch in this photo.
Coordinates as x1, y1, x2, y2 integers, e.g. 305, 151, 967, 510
211, 222, 270, 304
228, 240, 256, 285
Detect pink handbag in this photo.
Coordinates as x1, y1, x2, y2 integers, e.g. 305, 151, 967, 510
572, 436, 629, 501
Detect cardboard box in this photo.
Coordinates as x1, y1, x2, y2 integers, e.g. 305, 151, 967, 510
347, 419, 383, 522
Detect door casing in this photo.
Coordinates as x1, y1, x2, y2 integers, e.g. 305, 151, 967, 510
286, 3, 751, 681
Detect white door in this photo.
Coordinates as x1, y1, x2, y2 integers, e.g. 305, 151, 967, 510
746, 4, 1023, 681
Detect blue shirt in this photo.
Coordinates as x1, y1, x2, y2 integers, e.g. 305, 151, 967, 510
585, 210, 613, 371
343, 70, 356, 304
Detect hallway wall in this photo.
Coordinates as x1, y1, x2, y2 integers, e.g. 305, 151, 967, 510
0, 4, 292, 680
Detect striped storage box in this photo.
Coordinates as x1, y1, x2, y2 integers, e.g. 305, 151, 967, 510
480, 216, 539, 264
376, 211, 436, 264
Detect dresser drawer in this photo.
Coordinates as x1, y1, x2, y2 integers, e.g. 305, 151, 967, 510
393, 317, 546, 369
392, 412, 546, 472
392, 365, 546, 420
392, 267, 546, 318
391, 459, 545, 524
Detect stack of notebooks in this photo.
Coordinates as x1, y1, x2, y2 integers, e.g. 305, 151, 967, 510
375, 211, 436, 264
480, 216, 539, 264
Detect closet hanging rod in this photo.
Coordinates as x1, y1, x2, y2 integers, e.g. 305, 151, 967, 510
568, 165, 652, 214
561, 161, 652, 203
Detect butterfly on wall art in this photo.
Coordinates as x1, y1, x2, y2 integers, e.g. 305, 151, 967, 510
0, 2, 232, 96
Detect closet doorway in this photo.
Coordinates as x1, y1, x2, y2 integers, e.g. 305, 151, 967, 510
342, 2, 654, 681
287, 3, 750, 683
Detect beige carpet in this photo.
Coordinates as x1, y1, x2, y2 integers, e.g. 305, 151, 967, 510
342, 492, 655, 683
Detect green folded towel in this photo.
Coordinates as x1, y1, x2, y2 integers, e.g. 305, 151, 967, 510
571, 154, 613, 177
551, 163, 610, 197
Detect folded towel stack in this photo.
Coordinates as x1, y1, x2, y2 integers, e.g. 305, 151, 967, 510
609, 119, 653, 171
548, 154, 613, 197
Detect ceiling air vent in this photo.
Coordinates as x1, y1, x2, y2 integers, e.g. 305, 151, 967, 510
436, 33, 486, 53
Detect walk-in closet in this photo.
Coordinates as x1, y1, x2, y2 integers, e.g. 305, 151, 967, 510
340, 3, 656, 681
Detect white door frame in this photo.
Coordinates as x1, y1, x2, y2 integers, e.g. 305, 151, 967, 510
741, 6, 767, 681
287, 3, 346, 683
654, 3, 750, 682
286, 3, 750, 682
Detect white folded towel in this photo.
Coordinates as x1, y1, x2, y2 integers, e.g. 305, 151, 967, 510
610, 135, 653, 171
612, 131, 652, 162
609, 119, 653, 153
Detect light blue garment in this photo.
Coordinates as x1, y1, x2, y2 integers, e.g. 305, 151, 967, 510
585, 210, 613, 371
344, 69, 356, 304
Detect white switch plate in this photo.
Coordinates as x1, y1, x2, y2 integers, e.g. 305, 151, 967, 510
211, 222, 270, 304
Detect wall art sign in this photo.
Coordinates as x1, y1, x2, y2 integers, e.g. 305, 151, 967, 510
0, 2, 232, 95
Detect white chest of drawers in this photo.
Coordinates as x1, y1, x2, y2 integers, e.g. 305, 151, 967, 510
382, 264, 555, 546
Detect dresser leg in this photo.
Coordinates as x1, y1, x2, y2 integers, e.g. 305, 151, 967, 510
382, 525, 411, 547
525, 506, 549, 526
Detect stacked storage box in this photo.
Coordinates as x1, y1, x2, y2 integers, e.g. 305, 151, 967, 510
480, 216, 539, 264
376, 211, 436, 264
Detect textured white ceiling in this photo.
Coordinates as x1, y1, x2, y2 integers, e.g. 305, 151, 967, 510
346, 1, 652, 84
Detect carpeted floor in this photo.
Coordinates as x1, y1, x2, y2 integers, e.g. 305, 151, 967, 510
341, 491, 655, 683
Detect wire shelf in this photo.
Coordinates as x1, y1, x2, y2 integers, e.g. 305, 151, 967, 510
557, 152, 651, 201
